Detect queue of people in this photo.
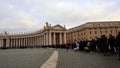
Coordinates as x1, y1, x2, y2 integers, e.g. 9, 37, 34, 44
66, 32, 120, 60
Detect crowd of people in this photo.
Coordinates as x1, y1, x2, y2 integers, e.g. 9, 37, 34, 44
66, 32, 120, 60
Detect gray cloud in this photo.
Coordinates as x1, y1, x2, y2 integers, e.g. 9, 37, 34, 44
0, 0, 120, 33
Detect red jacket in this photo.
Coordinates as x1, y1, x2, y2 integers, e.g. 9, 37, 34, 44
66, 44, 69, 48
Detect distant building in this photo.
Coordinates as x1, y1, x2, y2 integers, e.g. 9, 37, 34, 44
66, 21, 120, 43
0, 22, 66, 48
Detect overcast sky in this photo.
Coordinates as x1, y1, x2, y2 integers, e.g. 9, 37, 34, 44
0, 0, 120, 33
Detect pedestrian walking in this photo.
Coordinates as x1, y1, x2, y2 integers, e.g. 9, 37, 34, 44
66, 44, 69, 51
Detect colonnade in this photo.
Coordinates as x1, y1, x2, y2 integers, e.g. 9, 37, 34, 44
9, 36, 43, 48
1, 32, 66, 48
0, 23, 67, 48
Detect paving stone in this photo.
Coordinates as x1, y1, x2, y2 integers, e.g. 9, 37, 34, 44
56, 49, 120, 68
0, 48, 120, 68
0, 48, 53, 68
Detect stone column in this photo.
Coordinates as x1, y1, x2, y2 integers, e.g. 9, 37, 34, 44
36, 37, 38, 46
21, 38, 23, 47
35, 36, 39, 46
40, 36, 42, 46
15, 38, 17, 47
28, 37, 30, 47
14, 38, 15, 47
53, 33, 56, 45
39, 36, 40, 46
39, 36, 41, 46
64, 33, 66, 44
34, 37, 36, 47
59, 33, 62, 45
34, 37, 36, 46
33, 37, 35, 47
36, 37, 37, 46
44, 34, 45, 45
49, 32, 51, 45
12, 39, 14, 47
42, 36, 43, 45
31, 37, 33, 46
8, 39, 10, 48
17, 38, 19, 48
10, 39, 12, 47
6, 38, 10, 48
27, 38, 28, 47
17, 38, 19, 47
46, 33, 48, 45
16, 38, 18, 47
33, 37, 34, 47
24, 38, 25, 47
11, 38, 14, 48
25, 38, 27, 47
29, 37, 31, 47
18, 38, 19, 47
18, 38, 20, 47
45, 34, 47, 46
40, 36, 41, 46
37, 36, 39, 46
46, 34, 47, 46
42, 36, 43, 46
13, 39, 15, 47
9, 39, 11, 48
42, 35, 44, 45
10, 39, 12, 48
20, 38, 22, 47
31, 37, 32, 46
11, 38, 14, 47
28, 37, 29, 46
11, 39, 13, 48
31, 37, 32, 47
31, 37, 33, 47
15, 38, 18, 47
19, 38, 21, 47
30, 37, 32, 46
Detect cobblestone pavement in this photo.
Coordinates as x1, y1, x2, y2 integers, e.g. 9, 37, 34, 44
0, 48, 120, 68
56, 49, 120, 68
0, 48, 53, 68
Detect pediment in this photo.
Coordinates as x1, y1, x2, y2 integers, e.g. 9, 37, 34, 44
51, 24, 66, 30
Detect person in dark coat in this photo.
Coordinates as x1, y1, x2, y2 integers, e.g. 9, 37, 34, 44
108, 34, 115, 55
96, 38, 101, 52
100, 35, 109, 56
116, 32, 120, 60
